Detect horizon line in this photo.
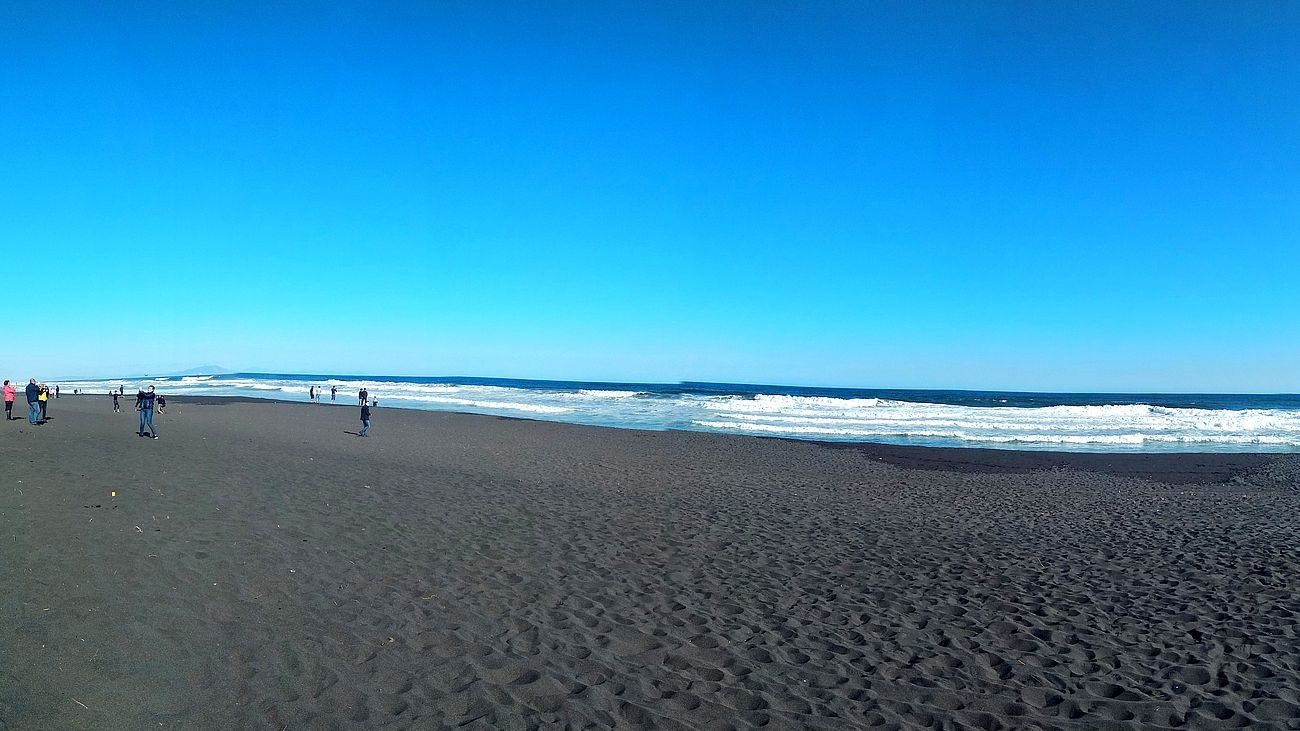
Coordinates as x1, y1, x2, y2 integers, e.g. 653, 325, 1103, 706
42, 370, 1300, 398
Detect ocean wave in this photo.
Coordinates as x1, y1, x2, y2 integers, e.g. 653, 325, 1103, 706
963, 433, 1300, 445
692, 420, 959, 439
1038, 404, 1157, 417
693, 420, 1300, 446
45, 376, 1300, 452
376, 394, 572, 414
704, 394, 892, 414
576, 389, 642, 398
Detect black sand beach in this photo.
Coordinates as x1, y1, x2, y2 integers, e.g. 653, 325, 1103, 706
2, 396, 1298, 729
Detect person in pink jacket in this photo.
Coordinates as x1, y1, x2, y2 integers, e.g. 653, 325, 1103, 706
2, 380, 14, 421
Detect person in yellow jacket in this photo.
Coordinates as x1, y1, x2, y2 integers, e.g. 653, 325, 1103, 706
37, 384, 49, 421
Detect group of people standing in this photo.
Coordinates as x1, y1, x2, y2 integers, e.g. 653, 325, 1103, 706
308, 385, 339, 402
305, 385, 375, 436
359, 389, 371, 436
0, 378, 164, 438
3, 379, 57, 424
1, 378, 373, 439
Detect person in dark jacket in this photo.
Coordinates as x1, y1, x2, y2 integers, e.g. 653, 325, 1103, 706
25, 379, 40, 425
359, 402, 371, 437
138, 386, 159, 439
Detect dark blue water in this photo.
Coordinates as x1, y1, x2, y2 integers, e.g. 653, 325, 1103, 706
231, 373, 1300, 411
69, 372, 1299, 452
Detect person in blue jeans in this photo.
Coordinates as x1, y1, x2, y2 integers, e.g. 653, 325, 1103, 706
359, 402, 371, 436
138, 385, 159, 439
25, 378, 40, 425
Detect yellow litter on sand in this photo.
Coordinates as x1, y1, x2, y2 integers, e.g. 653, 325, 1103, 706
111, 491, 116, 497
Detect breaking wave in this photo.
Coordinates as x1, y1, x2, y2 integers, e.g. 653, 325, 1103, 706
50, 374, 1300, 453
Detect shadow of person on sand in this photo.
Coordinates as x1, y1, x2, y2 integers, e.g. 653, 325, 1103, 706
343, 430, 361, 436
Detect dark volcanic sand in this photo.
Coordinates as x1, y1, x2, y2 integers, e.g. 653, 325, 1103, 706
2, 396, 1298, 730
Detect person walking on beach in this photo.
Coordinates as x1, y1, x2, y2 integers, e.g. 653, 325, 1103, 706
2, 380, 14, 420
359, 401, 371, 436
138, 385, 159, 438
54, 385, 59, 398
330, 385, 336, 401
25, 379, 40, 425
112, 391, 120, 413
358, 387, 368, 406
309, 385, 315, 402
37, 385, 48, 421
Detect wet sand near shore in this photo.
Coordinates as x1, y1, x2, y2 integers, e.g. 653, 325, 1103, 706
2, 395, 1298, 729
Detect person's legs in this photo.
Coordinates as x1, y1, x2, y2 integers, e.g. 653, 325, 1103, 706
28, 402, 38, 424
138, 408, 147, 435
4, 401, 11, 420
144, 410, 157, 437
360, 419, 369, 436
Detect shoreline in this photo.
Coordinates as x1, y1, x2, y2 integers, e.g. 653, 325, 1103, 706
52, 386, 1300, 457
132, 393, 1300, 478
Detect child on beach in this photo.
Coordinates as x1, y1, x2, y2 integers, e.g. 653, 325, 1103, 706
112, 391, 120, 413
2, 380, 14, 420
38, 385, 48, 421
359, 402, 371, 436
157, 395, 166, 414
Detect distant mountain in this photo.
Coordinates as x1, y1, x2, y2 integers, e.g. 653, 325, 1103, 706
174, 365, 231, 376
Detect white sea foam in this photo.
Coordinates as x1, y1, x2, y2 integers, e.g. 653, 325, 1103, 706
383, 394, 572, 414
576, 389, 642, 398
47, 375, 1300, 452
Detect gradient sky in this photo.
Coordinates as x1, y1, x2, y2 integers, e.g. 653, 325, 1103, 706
2, 1, 1297, 391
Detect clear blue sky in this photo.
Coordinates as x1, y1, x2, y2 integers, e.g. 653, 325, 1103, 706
1, 1, 1296, 391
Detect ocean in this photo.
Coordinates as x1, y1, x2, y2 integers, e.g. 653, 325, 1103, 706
55, 373, 1300, 453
